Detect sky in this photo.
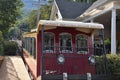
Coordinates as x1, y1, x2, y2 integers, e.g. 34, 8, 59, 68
22, 0, 48, 16
22, 0, 48, 10
22, 0, 40, 10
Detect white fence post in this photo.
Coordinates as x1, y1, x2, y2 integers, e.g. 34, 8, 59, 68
87, 73, 91, 80
63, 73, 68, 80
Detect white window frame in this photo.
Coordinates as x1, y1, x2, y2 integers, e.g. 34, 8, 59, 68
44, 32, 55, 53
76, 34, 88, 54
59, 33, 73, 53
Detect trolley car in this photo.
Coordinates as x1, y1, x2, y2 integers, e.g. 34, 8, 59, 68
22, 20, 108, 80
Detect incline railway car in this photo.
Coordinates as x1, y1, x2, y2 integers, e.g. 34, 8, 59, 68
22, 20, 108, 80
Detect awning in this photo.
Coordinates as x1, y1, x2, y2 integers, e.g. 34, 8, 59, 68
35, 20, 104, 33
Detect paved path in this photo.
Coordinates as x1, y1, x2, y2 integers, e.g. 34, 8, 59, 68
0, 56, 31, 80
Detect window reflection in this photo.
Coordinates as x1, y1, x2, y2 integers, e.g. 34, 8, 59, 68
59, 33, 72, 52
76, 34, 88, 54
44, 32, 54, 51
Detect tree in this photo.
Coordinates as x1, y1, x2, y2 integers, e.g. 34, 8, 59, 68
0, 0, 23, 38
40, 1, 52, 20
0, 31, 3, 55
28, 10, 37, 29
28, 0, 52, 29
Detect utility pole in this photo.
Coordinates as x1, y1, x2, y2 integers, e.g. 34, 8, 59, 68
32, 0, 48, 26
37, 0, 40, 24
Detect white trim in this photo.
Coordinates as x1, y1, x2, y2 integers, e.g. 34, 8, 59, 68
31, 29, 37, 32
80, 2, 114, 22
50, 1, 56, 20
82, 6, 113, 22
114, 1, 120, 9
50, 0, 63, 20
50, 0, 62, 20
55, 1, 63, 20
38, 20, 104, 30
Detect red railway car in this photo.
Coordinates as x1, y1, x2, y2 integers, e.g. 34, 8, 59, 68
22, 20, 108, 80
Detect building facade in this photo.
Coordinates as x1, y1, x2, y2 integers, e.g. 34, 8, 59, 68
50, 0, 120, 54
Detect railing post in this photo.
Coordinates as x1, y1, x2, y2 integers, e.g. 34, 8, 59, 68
87, 73, 91, 80
41, 25, 45, 80
63, 73, 68, 80
101, 29, 108, 75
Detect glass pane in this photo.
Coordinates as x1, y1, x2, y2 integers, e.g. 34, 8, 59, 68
60, 33, 72, 51
44, 32, 54, 51
76, 34, 88, 53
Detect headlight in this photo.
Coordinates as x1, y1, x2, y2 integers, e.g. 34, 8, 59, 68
88, 55, 95, 65
58, 54, 65, 64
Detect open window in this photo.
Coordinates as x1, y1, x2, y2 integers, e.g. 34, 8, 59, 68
44, 32, 54, 52
76, 34, 88, 54
59, 33, 72, 53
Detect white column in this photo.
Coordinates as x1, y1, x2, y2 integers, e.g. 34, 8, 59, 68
111, 8, 116, 54
90, 19, 94, 47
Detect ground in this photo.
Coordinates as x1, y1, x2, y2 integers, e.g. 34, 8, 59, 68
0, 56, 31, 80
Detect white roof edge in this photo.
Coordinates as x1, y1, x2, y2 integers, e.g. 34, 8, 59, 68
31, 28, 37, 32
39, 20, 104, 29
85, 0, 109, 13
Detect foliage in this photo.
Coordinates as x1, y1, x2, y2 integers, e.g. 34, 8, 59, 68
3, 41, 18, 55
0, 0, 23, 38
0, 31, 3, 55
0, 31, 3, 44
96, 54, 120, 80
105, 38, 111, 45
28, 0, 52, 29
28, 10, 37, 29
8, 27, 22, 39
40, 4, 52, 20
105, 38, 111, 53
8, 15, 30, 39
107, 54, 120, 80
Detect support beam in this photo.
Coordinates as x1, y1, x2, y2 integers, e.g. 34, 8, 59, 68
41, 25, 45, 80
90, 19, 94, 47
87, 73, 91, 80
63, 73, 68, 80
111, 8, 116, 54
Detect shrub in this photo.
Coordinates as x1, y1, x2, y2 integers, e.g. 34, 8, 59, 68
0, 31, 4, 55
105, 38, 111, 53
3, 41, 18, 55
107, 54, 120, 80
96, 54, 120, 80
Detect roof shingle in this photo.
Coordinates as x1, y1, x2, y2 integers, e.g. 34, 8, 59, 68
55, 0, 92, 19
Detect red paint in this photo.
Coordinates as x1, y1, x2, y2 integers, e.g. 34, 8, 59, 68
37, 27, 95, 76
23, 27, 95, 78
44, 53, 95, 75
37, 32, 41, 76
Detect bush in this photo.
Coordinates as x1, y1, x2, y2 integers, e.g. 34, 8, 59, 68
96, 54, 120, 80
105, 38, 111, 53
0, 31, 4, 55
107, 54, 120, 80
0, 44, 3, 55
3, 41, 18, 55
